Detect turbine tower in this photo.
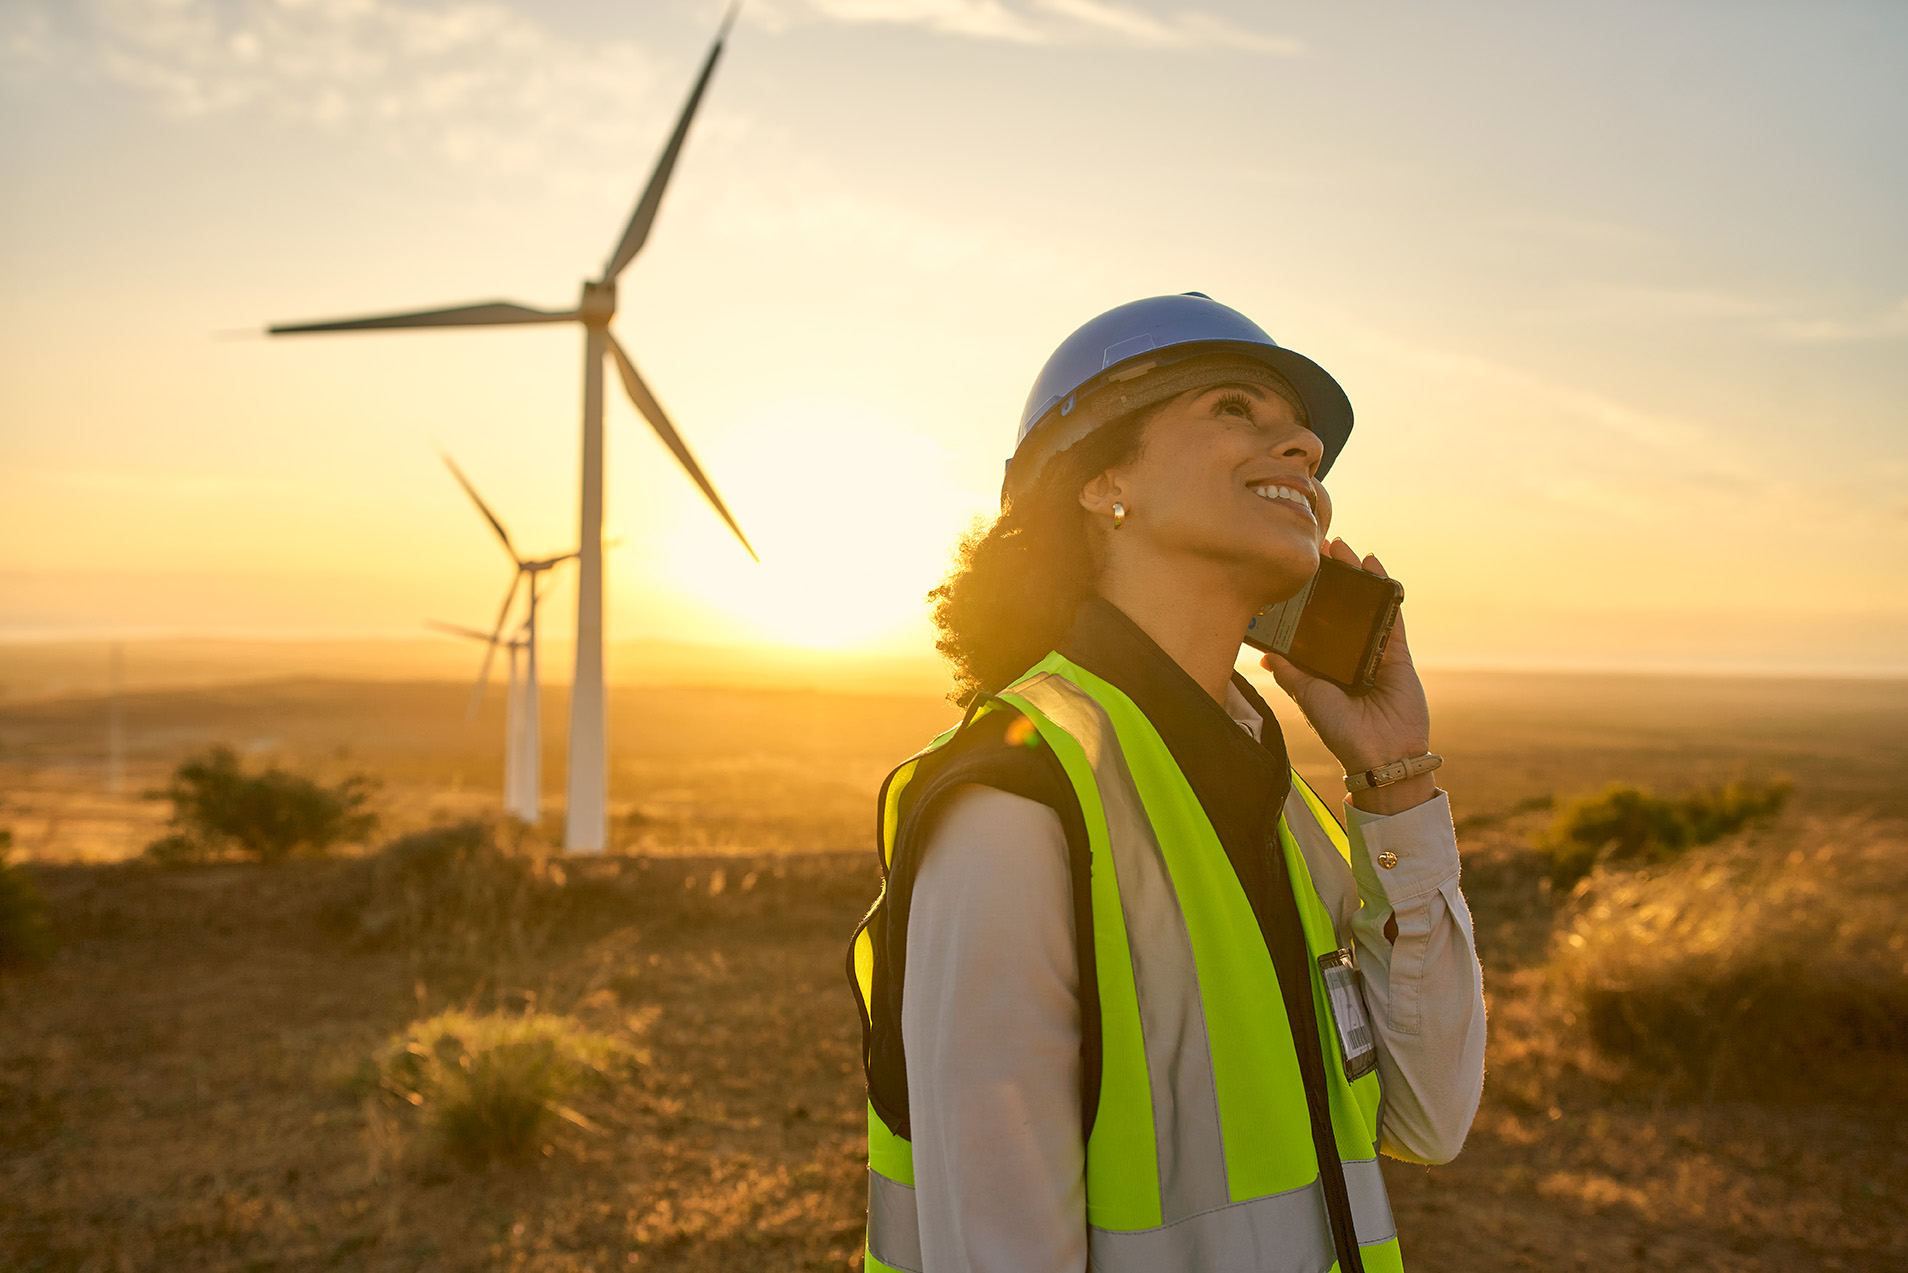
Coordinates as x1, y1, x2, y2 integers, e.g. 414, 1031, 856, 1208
431, 618, 538, 822
269, 7, 756, 851
433, 453, 578, 825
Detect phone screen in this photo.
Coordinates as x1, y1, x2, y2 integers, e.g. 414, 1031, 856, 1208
1285, 560, 1398, 686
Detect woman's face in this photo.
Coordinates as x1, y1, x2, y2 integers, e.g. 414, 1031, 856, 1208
1083, 381, 1332, 604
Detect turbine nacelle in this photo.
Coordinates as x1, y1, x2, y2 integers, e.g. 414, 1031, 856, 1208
579, 279, 618, 327
525, 551, 582, 574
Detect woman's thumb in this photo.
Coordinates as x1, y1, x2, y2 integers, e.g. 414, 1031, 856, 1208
1260, 650, 1314, 697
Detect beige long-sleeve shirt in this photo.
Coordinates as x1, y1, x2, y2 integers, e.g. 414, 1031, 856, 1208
900, 687, 1487, 1273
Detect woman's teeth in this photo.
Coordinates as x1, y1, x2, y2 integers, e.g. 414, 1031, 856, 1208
1251, 484, 1315, 521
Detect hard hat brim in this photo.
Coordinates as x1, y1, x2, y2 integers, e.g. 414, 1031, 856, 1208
1004, 339, 1354, 504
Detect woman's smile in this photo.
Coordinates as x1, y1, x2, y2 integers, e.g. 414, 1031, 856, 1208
1248, 480, 1317, 523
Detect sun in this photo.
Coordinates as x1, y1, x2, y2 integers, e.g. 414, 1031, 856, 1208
640, 404, 991, 652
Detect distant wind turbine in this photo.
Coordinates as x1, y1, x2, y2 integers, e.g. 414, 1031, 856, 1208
429, 618, 540, 824
432, 452, 578, 825
269, 6, 756, 852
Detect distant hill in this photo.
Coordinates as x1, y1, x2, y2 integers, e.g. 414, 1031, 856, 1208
0, 637, 954, 703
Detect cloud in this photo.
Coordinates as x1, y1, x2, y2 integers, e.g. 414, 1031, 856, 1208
1362, 330, 1905, 550
1582, 284, 1779, 322
1572, 283, 1908, 345
2, 0, 1077, 284
1369, 334, 1719, 455
7, 0, 1303, 191
1350, 328, 1812, 523
1033, 0, 1300, 53
792, 0, 1044, 42
776, 0, 1300, 52
698, 149, 1062, 278
1772, 297, 1908, 344
1490, 212, 1665, 251
8, 0, 669, 175
0, 4, 57, 73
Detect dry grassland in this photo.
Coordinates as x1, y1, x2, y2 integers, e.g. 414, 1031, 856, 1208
2, 670, 1905, 1271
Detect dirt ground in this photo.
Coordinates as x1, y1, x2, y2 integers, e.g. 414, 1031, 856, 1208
3, 672, 1906, 1271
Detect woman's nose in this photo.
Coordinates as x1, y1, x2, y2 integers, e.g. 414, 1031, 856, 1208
1274, 427, 1324, 471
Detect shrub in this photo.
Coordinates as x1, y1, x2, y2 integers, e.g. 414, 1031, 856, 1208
365, 1010, 625, 1166
1541, 779, 1791, 890
1676, 778, 1792, 844
1554, 814, 1906, 1101
146, 745, 379, 863
320, 820, 561, 954
0, 830, 51, 972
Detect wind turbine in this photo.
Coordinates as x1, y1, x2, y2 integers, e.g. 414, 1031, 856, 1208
430, 618, 539, 823
435, 453, 578, 826
269, 7, 757, 852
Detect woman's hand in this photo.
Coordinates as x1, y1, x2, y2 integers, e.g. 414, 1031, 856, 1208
1261, 538, 1437, 815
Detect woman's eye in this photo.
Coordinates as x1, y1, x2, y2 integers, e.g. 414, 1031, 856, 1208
1213, 394, 1253, 418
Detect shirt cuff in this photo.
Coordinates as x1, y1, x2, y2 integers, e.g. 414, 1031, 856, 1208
1344, 790, 1459, 906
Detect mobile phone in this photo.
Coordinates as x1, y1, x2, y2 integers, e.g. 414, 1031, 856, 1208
1243, 556, 1404, 696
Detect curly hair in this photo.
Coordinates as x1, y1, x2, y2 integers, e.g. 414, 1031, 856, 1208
928, 409, 1155, 705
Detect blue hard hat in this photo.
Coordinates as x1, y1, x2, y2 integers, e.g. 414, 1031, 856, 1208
1007, 293, 1353, 498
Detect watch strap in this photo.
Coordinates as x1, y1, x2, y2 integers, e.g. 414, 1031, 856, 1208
1344, 751, 1443, 791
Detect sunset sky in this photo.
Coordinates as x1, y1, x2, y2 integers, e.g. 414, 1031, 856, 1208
2, 0, 1904, 675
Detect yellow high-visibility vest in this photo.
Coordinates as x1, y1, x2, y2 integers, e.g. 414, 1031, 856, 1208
850, 651, 1404, 1273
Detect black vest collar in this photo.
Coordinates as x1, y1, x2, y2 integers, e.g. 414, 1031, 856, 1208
1055, 596, 1293, 847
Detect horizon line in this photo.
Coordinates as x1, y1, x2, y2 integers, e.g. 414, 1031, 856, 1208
3, 631, 1905, 685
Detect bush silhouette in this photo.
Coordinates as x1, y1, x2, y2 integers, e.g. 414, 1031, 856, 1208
0, 830, 51, 972
146, 745, 379, 863
1542, 779, 1791, 890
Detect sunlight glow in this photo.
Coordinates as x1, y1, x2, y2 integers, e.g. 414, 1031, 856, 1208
651, 405, 991, 651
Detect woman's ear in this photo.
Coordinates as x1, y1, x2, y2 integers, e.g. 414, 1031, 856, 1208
1079, 470, 1123, 518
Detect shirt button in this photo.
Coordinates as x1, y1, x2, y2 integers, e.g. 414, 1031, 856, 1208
1377, 851, 1399, 870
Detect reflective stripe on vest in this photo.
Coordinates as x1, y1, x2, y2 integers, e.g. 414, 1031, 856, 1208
861, 656, 1403, 1273
868, 1168, 922, 1273
870, 1162, 1393, 1273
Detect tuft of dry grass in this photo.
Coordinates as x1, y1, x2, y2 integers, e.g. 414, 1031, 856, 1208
360, 1010, 630, 1169
1553, 813, 1907, 1100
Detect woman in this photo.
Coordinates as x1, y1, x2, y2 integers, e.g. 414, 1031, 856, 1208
850, 294, 1486, 1273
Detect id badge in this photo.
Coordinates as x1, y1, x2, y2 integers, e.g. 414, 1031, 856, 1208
1317, 949, 1377, 1081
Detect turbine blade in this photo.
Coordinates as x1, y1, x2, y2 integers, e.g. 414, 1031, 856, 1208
602, 3, 740, 280
427, 619, 498, 643
269, 300, 578, 335
469, 570, 523, 719
606, 334, 758, 561
440, 452, 519, 562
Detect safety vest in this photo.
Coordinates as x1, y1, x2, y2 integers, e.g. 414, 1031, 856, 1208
850, 650, 1404, 1273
